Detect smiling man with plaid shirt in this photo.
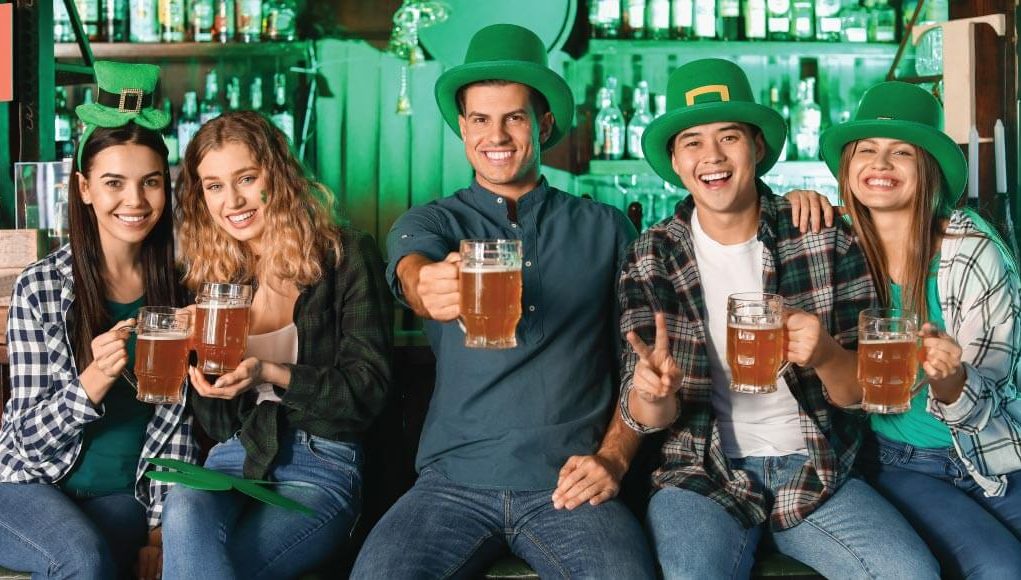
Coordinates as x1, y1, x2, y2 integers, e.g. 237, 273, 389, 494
617, 58, 939, 579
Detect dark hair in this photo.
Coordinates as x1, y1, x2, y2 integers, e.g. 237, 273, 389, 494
455, 80, 551, 120
68, 123, 180, 368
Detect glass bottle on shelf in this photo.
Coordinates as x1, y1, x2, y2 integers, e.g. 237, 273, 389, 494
912, 0, 948, 76
743, 0, 768, 40
815, 0, 842, 41
73, 88, 93, 146
199, 70, 222, 125
627, 81, 653, 160
767, 84, 789, 162
271, 73, 295, 143
624, 0, 647, 39
717, 0, 741, 40
54, 0, 74, 42
627, 201, 644, 232
841, 0, 868, 42
190, 0, 215, 42
177, 92, 200, 161
594, 78, 625, 161
868, 0, 896, 42
55, 87, 73, 161
161, 97, 180, 166
236, 0, 263, 42
159, 0, 186, 42
213, 0, 235, 43
791, 0, 814, 40
77, 0, 101, 41
671, 0, 694, 39
589, 0, 621, 39
227, 77, 242, 111
693, 0, 717, 39
250, 77, 264, 112
263, 0, 297, 41
791, 78, 821, 160
654, 94, 667, 119
648, 0, 672, 39
103, 0, 127, 42
766, 0, 791, 40
130, 0, 160, 42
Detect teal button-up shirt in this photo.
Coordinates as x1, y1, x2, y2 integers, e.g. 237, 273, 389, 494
387, 178, 637, 490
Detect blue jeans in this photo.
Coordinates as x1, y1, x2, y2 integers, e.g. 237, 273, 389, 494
646, 454, 940, 579
350, 467, 655, 579
861, 434, 1021, 579
0, 482, 146, 579
162, 430, 362, 580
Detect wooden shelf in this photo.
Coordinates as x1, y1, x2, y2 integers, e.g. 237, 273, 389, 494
55, 41, 311, 61
586, 39, 899, 59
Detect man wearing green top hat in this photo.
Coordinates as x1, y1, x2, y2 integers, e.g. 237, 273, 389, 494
615, 59, 939, 578
352, 24, 655, 578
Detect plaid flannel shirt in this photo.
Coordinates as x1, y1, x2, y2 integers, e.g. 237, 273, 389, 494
924, 210, 1021, 495
0, 246, 197, 528
618, 186, 875, 530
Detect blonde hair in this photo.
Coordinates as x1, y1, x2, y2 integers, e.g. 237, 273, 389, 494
176, 111, 342, 290
837, 140, 947, 316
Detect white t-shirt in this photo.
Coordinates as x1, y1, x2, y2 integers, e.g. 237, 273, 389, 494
245, 323, 298, 405
691, 209, 806, 458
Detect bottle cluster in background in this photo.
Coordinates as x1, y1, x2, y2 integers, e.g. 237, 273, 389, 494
53, 0, 298, 44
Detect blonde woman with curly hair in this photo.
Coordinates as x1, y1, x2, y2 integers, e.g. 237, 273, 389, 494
161, 111, 393, 579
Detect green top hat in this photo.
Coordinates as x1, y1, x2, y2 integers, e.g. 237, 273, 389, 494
434, 24, 574, 150
820, 81, 966, 206
641, 58, 786, 188
75, 61, 169, 167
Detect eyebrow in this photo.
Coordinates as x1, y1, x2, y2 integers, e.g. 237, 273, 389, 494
201, 166, 259, 181
467, 109, 529, 118
99, 171, 163, 180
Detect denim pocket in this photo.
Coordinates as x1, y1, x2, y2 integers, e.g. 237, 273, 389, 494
877, 447, 898, 466
305, 435, 359, 470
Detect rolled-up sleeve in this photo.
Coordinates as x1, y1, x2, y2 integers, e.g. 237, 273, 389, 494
385, 206, 455, 303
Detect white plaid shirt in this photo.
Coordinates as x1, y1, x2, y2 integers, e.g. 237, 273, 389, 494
0, 246, 197, 527
927, 210, 1021, 496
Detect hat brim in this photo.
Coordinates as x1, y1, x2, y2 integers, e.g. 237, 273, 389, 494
820, 120, 967, 205
641, 102, 787, 188
434, 61, 574, 151
75, 103, 170, 131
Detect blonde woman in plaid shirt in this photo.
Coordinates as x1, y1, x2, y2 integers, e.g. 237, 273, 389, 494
820, 81, 1021, 577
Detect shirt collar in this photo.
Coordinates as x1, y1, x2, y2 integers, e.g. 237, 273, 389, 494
673, 178, 777, 239
468, 177, 551, 212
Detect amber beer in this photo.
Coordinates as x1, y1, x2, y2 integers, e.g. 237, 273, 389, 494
727, 293, 786, 393
195, 283, 253, 375
459, 240, 522, 349
858, 308, 920, 414
133, 307, 192, 404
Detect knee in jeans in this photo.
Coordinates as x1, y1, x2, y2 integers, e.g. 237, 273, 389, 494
56, 535, 115, 579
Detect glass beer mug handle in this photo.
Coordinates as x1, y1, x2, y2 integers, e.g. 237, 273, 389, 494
777, 360, 793, 377
114, 324, 139, 391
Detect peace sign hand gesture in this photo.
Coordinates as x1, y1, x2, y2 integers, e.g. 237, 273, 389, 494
626, 313, 683, 403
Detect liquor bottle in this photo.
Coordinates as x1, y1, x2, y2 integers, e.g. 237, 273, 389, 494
743, 0, 767, 40
161, 98, 180, 166
623, 0, 647, 39
868, 0, 896, 43
654, 94, 667, 118
55, 87, 74, 161
159, 0, 186, 42
177, 92, 200, 161
791, 78, 821, 160
236, 0, 263, 42
627, 201, 644, 232
271, 74, 295, 142
627, 81, 653, 160
589, 0, 620, 38
190, 0, 215, 41
791, 0, 814, 40
102, 0, 127, 41
76, 0, 101, 41
717, 0, 741, 40
73, 88, 94, 146
647, 0, 672, 39
766, 0, 791, 40
593, 78, 625, 161
263, 0, 297, 41
910, 0, 948, 76
213, 0, 235, 43
249, 77, 265, 112
199, 69, 222, 124
693, 0, 716, 39
815, 0, 841, 41
226, 77, 242, 111
767, 85, 789, 161
54, 0, 74, 42
841, 0, 868, 42
130, 0, 160, 42
671, 0, 694, 39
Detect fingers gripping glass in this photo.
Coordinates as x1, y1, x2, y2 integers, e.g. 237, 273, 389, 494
726, 293, 791, 394
458, 240, 523, 349
858, 308, 925, 414
118, 307, 193, 404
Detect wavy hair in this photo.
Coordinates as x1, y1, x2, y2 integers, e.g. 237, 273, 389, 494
176, 111, 342, 291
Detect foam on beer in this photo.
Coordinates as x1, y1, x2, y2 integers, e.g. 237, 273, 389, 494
460, 266, 519, 273
137, 331, 190, 340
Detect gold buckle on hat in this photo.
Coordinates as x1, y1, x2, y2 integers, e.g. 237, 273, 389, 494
685, 85, 731, 106
118, 88, 144, 113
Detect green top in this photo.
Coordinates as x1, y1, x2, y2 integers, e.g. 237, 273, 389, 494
870, 259, 954, 448
62, 296, 154, 495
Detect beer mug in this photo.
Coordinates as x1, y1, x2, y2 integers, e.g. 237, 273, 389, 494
858, 308, 921, 414
195, 283, 253, 375
133, 307, 192, 404
459, 239, 523, 349
727, 292, 789, 394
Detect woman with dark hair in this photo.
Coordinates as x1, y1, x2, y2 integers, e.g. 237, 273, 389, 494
821, 81, 1021, 577
162, 110, 392, 579
0, 62, 196, 579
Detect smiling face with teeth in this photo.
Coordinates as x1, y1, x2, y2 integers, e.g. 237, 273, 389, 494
845, 138, 920, 215
457, 82, 554, 200
77, 142, 167, 253
197, 141, 268, 249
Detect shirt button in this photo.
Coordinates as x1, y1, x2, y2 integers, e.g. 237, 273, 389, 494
496, 198, 504, 204
511, 223, 518, 228
528, 305, 536, 312
525, 261, 532, 267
